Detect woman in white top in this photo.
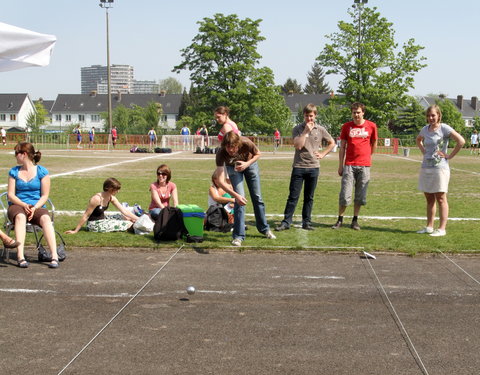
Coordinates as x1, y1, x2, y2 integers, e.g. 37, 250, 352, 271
416, 105, 465, 237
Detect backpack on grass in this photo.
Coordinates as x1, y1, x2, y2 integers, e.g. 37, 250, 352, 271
153, 207, 187, 241
204, 204, 233, 233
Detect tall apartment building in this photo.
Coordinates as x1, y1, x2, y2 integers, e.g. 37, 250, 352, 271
81, 64, 134, 94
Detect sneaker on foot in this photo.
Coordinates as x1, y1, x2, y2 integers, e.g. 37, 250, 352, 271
416, 227, 434, 234
275, 223, 290, 231
350, 221, 361, 231
430, 229, 446, 237
264, 230, 277, 239
331, 221, 342, 229
231, 238, 243, 246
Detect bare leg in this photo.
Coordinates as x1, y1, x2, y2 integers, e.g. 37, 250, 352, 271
40, 215, 58, 262
424, 192, 436, 228
435, 192, 448, 231
14, 214, 27, 261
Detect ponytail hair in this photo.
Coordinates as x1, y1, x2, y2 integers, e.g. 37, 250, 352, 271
14, 142, 41, 164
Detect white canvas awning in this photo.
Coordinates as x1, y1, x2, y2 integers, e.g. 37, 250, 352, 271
0, 22, 56, 72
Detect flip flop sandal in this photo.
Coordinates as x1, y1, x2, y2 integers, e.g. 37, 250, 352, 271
17, 259, 29, 268
3, 238, 20, 248
48, 259, 59, 269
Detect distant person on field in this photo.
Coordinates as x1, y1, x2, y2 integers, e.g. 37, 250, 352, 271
331, 102, 378, 231
88, 126, 95, 148
148, 164, 178, 221
111, 126, 118, 148
65, 177, 138, 234
1, 127, 6, 145
214, 106, 240, 141
415, 104, 465, 237
200, 125, 209, 147
180, 125, 190, 150
148, 127, 158, 149
214, 131, 276, 246
274, 128, 281, 150
74, 125, 82, 149
276, 104, 335, 232
470, 129, 478, 155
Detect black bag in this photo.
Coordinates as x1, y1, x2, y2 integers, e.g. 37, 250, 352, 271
153, 207, 187, 241
37, 231, 67, 262
204, 204, 233, 233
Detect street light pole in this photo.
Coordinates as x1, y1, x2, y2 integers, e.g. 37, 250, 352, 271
353, 0, 368, 101
99, 0, 114, 150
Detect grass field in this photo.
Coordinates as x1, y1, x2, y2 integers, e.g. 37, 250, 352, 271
0, 147, 478, 254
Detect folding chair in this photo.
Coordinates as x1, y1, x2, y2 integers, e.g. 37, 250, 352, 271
0, 192, 66, 263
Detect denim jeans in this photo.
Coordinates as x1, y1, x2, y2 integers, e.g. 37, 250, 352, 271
281, 167, 319, 227
149, 208, 162, 221
227, 162, 269, 240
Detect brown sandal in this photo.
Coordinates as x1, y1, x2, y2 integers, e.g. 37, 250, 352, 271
3, 238, 20, 248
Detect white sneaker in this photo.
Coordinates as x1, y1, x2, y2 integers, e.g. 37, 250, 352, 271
430, 229, 446, 237
264, 230, 276, 239
231, 238, 242, 246
416, 227, 434, 234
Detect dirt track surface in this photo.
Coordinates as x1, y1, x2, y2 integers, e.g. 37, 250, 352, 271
1, 248, 479, 375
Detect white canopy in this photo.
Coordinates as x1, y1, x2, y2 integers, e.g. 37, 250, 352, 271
0, 22, 56, 72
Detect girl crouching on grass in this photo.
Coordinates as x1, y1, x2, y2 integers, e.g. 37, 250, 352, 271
65, 178, 137, 234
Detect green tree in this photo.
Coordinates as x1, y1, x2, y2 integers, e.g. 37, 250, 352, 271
26, 101, 49, 133
304, 63, 331, 94
281, 78, 303, 94
435, 98, 465, 134
316, 102, 350, 137
173, 13, 291, 134
389, 96, 426, 135
158, 77, 184, 94
317, 6, 427, 128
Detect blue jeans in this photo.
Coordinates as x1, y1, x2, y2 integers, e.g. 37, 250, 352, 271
227, 162, 269, 240
281, 167, 319, 227
149, 208, 162, 221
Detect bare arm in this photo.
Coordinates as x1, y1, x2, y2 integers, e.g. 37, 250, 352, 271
65, 194, 101, 234
171, 187, 178, 207
416, 134, 425, 155
209, 185, 235, 205
111, 196, 138, 222
338, 139, 347, 176
444, 129, 465, 160
315, 138, 336, 159
215, 166, 247, 206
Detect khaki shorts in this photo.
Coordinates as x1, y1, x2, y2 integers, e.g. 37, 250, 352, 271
8, 204, 50, 226
339, 165, 370, 207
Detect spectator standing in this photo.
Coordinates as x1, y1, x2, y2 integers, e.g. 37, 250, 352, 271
470, 129, 478, 155
214, 106, 240, 141
1, 127, 6, 145
276, 104, 335, 231
331, 102, 378, 231
111, 126, 118, 148
88, 127, 95, 148
415, 105, 465, 236
181, 125, 190, 150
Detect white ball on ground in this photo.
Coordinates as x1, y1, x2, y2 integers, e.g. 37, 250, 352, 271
186, 286, 195, 295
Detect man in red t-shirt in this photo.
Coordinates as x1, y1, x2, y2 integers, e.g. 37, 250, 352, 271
331, 102, 378, 231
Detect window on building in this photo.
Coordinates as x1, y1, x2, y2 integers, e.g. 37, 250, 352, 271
55, 114, 61, 121
10, 114, 16, 121
91, 114, 100, 122
0, 114, 5, 121
66, 115, 72, 122
79, 114, 85, 122
160, 115, 167, 122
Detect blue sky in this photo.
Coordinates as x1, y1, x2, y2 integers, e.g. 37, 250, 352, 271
2, 0, 479, 100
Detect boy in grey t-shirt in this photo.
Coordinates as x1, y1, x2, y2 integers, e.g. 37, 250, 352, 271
276, 104, 335, 231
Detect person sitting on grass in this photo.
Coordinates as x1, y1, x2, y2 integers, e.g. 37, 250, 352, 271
148, 164, 178, 221
8, 142, 59, 268
208, 172, 235, 222
65, 177, 138, 234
